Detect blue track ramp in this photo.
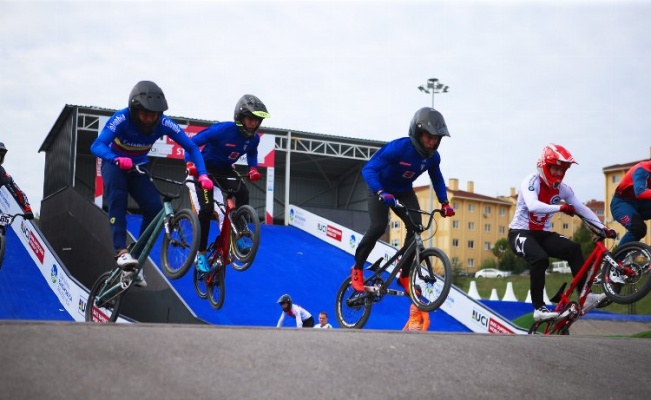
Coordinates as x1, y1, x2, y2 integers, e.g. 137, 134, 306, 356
128, 215, 469, 331
0, 228, 73, 321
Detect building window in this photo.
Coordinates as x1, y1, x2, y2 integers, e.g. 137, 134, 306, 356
390, 220, 400, 229
452, 257, 459, 265
563, 223, 569, 230
484, 224, 491, 232
612, 175, 620, 184
484, 206, 491, 215
468, 240, 474, 249
390, 239, 400, 247
467, 259, 475, 268
468, 204, 475, 212
452, 239, 459, 247
453, 201, 459, 209
484, 241, 492, 250
499, 207, 506, 217
452, 220, 459, 229
499, 226, 505, 234
468, 222, 475, 230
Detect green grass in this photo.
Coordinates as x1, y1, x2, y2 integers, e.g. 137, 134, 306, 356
457, 274, 651, 316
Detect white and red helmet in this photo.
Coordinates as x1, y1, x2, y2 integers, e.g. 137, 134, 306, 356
536, 144, 577, 189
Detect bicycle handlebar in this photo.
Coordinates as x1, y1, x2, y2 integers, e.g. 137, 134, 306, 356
0, 212, 26, 228
575, 213, 611, 241
391, 200, 444, 233
127, 164, 186, 200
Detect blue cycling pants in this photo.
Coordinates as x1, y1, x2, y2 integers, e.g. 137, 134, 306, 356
101, 160, 162, 252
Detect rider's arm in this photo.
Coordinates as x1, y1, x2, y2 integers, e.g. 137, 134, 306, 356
562, 185, 604, 227
163, 116, 208, 176
277, 312, 285, 328
426, 153, 449, 204
90, 113, 124, 163
246, 135, 259, 169
632, 167, 651, 200
0, 169, 32, 213
519, 174, 560, 214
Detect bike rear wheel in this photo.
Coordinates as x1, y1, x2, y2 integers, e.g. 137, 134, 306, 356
601, 242, 651, 304
229, 205, 261, 271
335, 277, 372, 329
207, 265, 226, 310
161, 209, 201, 279
408, 248, 453, 312
86, 271, 123, 323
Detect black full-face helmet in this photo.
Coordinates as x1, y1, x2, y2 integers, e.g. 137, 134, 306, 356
277, 294, 292, 311
0, 142, 7, 165
233, 94, 270, 139
408, 107, 450, 158
128, 81, 169, 134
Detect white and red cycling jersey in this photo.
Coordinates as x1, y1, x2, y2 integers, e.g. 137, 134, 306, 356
509, 172, 602, 232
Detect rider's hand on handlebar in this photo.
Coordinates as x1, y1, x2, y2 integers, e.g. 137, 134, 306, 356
441, 203, 455, 217
248, 167, 261, 182
185, 162, 198, 177
378, 192, 396, 207
24, 210, 34, 220
604, 228, 617, 239
560, 204, 575, 216
198, 174, 214, 191
114, 157, 133, 171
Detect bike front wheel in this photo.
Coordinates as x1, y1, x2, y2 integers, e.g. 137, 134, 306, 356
229, 205, 261, 271
207, 265, 226, 310
161, 208, 201, 280
335, 277, 372, 329
408, 248, 453, 312
86, 271, 123, 323
601, 241, 651, 304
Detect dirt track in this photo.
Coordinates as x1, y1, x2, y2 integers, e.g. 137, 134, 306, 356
567, 319, 651, 336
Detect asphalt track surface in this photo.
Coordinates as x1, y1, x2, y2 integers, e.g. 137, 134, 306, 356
2, 217, 651, 399
2, 321, 651, 400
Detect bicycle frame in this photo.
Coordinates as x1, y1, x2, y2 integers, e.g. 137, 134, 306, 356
532, 216, 616, 334
87, 166, 196, 322
90, 200, 176, 311
356, 205, 439, 300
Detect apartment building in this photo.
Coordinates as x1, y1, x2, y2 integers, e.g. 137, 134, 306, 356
388, 179, 511, 274
388, 181, 602, 275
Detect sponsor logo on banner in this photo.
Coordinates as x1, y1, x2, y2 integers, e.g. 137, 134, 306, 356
27, 227, 45, 263
78, 296, 87, 317
289, 208, 306, 227
326, 225, 342, 241
50, 264, 73, 307
349, 234, 357, 249
471, 308, 514, 334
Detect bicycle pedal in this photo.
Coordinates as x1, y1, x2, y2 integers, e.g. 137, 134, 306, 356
386, 289, 405, 296
364, 285, 380, 293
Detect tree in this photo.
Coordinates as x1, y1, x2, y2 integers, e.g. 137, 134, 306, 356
492, 238, 528, 274
572, 222, 596, 259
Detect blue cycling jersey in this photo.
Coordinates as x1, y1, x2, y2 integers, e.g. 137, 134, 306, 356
362, 137, 448, 201
189, 121, 259, 170
91, 108, 207, 175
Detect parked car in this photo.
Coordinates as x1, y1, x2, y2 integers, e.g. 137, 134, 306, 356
551, 261, 572, 274
474, 268, 512, 278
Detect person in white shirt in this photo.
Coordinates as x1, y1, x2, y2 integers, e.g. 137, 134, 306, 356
276, 294, 314, 328
313, 312, 333, 329
508, 144, 616, 322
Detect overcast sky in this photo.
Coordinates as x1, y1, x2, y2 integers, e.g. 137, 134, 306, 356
1, 0, 650, 215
